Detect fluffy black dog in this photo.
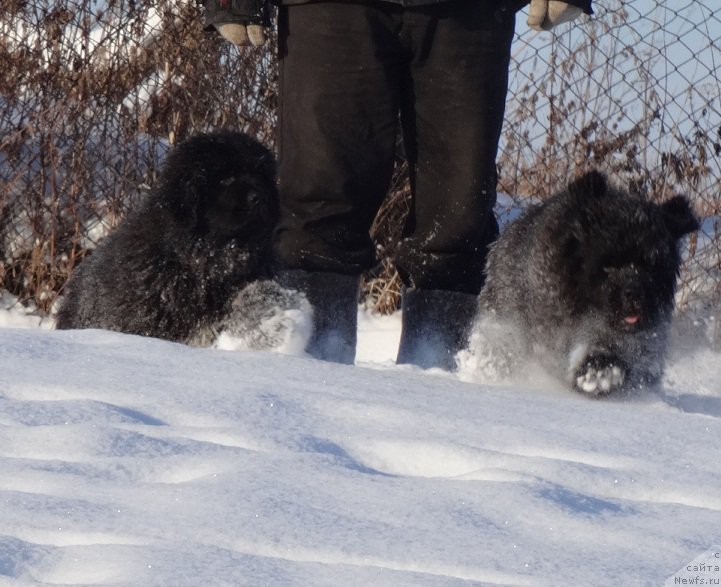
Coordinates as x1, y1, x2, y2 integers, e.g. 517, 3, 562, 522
474, 170, 699, 396
55, 131, 279, 343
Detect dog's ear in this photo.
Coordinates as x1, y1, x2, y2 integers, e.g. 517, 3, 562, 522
568, 170, 608, 201
155, 139, 208, 229
568, 170, 608, 234
164, 172, 204, 229
659, 195, 700, 239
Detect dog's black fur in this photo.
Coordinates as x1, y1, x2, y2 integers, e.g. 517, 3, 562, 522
477, 170, 699, 395
55, 131, 279, 342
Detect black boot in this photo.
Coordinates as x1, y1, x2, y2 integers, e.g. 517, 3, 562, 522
396, 287, 479, 371
278, 270, 359, 364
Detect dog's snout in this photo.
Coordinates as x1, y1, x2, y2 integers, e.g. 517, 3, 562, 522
622, 285, 642, 303
617, 283, 646, 328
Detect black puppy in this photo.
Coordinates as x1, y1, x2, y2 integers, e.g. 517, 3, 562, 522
475, 170, 699, 395
56, 131, 279, 342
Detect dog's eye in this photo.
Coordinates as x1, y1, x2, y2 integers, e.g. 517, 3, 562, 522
246, 190, 262, 207
601, 260, 619, 274
601, 265, 624, 280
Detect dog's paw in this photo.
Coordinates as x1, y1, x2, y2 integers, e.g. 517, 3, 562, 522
574, 353, 627, 396
457, 316, 526, 383
214, 280, 312, 353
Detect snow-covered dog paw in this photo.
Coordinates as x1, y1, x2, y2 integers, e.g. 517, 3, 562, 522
574, 354, 627, 396
457, 316, 524, 383
198, 280, 312, 354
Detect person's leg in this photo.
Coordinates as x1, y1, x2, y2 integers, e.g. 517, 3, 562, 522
396, 286, 480, 370
275, 3, 403, 363
395, 1, 516, 369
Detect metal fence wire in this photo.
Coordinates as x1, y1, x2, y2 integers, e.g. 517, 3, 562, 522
1, 0, 720, 339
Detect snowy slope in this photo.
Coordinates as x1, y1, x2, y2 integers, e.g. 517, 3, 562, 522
1, 305, 720, 586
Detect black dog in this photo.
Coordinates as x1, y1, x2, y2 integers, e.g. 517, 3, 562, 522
474, 170, 699, 395
56, 131, 279, 343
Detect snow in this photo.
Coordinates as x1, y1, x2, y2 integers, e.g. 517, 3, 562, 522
1, 294, 721, 586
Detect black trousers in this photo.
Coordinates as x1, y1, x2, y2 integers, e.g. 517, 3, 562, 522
273, 1, 516, 294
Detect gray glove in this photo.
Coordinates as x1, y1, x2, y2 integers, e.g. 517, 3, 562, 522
202, 0, 269, 47
527, 0, 583, 31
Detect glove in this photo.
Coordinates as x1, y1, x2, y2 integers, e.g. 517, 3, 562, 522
201, 0, 269, 47
527, 0, 583, 31
215, 22, 266, 47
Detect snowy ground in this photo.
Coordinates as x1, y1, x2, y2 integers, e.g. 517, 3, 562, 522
1, 293, 721, 586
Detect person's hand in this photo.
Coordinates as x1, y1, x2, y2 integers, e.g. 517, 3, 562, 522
215, 23, 265, 47
527, 0, 583, 31
202, 0, 268, 47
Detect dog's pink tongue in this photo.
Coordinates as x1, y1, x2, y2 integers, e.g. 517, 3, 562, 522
624, 315, 640, 325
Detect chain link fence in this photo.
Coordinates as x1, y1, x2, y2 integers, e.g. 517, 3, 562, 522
1, 0, 720, 338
